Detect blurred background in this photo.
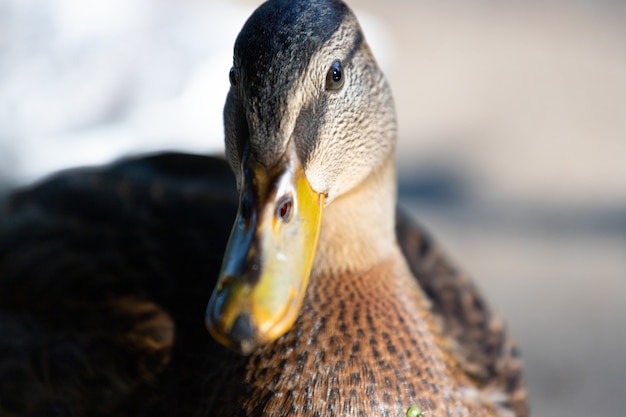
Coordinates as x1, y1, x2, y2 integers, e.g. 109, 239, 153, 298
1, 0, 625, 416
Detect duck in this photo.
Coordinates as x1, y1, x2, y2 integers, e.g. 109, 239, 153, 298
201, 0, 529, 415
0, 0, 529, 416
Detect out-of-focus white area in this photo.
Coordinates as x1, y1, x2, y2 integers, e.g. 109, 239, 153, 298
0, 0, 241, 183
1, 1, 626, 417
0, 0, 390, 185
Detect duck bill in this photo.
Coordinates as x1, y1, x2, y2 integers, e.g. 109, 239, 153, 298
206, 147, 324, 355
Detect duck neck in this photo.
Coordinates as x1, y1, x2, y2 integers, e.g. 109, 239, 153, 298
312, 156, 399, 276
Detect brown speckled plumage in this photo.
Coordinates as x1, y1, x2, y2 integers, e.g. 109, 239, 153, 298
225, 260, 502, 416
396, 214, 529, 416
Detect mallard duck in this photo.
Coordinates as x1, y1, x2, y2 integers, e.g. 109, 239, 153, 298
199, 0, 528, 415
0, 0, 528, 416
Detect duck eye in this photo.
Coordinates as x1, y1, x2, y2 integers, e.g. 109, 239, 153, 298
275, 195, 293, 222
229, 67, 237, 87
325, 61, 344, 91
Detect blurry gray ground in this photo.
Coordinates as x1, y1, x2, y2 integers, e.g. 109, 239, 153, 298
2, 1, 626, 416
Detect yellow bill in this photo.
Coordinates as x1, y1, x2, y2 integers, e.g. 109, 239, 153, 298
205, 146, 324, 355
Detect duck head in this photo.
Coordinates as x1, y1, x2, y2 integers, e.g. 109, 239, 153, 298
206, 0, 396, 355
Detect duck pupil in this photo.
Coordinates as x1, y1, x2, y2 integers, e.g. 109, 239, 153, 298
332, 67, 342, 82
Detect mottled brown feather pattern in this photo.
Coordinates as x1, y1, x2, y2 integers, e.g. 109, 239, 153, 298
206, 257, 511, 416
397, 213, 528, 416
245, 259, 454, 416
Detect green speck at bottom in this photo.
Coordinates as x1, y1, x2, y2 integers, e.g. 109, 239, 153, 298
406, 406, 423, 417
